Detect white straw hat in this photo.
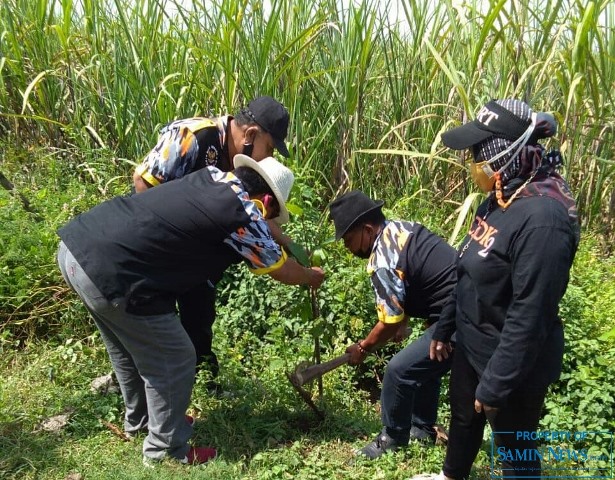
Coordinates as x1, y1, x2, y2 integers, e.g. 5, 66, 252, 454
233, 154, 294, 224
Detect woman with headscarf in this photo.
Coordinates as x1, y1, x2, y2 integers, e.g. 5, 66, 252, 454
416, 99, 580, 479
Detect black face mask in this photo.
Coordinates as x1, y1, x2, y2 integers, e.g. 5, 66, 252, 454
242, 143, 254, 157
355, 227, 373, 259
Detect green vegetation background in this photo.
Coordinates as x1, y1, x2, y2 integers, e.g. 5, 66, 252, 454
1, 0, 614, 478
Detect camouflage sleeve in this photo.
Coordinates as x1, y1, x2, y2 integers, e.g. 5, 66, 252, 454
224, 220, 287, 274
371, 267, 406, 324
220, 180, 287, 274
135, 125, 200, 186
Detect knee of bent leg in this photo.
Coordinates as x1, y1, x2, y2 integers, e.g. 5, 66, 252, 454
384, 353, 408, 382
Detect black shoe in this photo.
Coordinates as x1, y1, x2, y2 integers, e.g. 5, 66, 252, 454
356, 432, 405, 459
409, 425, 436, 444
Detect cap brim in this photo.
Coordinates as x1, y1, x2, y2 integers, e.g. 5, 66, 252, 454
233, 154, 289, 224
274, 139, 290, 158
441, 121, 495, 150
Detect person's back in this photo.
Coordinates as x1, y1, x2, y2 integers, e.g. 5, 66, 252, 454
374, 220, 457, 323
59, 167, 260, 314
134, 117, 230, 187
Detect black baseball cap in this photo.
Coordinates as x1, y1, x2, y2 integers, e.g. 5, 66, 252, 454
245, 96, 290, 157
441, 100, 533, 150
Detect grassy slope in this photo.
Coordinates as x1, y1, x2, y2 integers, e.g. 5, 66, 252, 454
0, 337, 455, 480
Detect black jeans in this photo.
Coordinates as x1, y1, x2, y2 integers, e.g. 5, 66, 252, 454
177, 283, 219, 377
443, 348, 548, 479
380, 323, 453, 441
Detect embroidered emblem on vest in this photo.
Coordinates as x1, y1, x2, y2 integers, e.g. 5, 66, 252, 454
206, 145, 219, 166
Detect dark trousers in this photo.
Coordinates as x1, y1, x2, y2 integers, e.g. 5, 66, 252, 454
443, 348, 548, 479
380, 323, 453, 441
177, 283, 218, 376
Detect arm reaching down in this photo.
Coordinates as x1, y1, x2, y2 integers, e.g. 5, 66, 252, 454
268, 258, 325, 289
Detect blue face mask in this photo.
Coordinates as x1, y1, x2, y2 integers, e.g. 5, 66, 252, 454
252, 199, 268, 219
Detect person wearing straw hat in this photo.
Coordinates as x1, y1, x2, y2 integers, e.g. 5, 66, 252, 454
57, 156, 324, 466
329, 190, 457, 459
411, 99, 579, 480
132, 96, 307, 381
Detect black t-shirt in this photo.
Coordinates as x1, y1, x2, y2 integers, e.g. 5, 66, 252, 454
434, 194, 578, 406
368, 220, 457, 326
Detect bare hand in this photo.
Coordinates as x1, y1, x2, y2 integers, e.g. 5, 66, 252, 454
429, 340, 453, 361
345, 343, 368, 366
474, 399, 498, 414
306, 267, 325, 289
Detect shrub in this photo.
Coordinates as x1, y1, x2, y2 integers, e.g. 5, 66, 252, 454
541, 238, 615, 463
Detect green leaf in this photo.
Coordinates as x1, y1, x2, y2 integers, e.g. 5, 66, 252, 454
286, 202, 304, 216
285, 241, 310, 267
599, 326, 615, 342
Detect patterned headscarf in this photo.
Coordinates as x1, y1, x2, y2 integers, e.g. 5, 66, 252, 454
474, 101, 580, 245
507, 146, 580, 245
471, 99, 539, 183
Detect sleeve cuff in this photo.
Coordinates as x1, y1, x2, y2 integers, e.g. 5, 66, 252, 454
378, 312, 405, 324
249, 248, 288, 275
475, 382, 505, 408
135, 164, 161, 187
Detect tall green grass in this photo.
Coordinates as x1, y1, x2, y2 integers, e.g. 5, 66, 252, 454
0, 0, 615, 233
0, 0, 613, 232
1, 0, 614, 332
1, 3, 614, 476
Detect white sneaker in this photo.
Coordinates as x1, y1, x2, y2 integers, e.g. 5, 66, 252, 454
408, 472, 448, 480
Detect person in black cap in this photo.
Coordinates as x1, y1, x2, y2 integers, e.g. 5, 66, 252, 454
133, 96, 291, 191
329, 190, 457, 459
131, 96, 302, 382
411, 99, 580, 480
